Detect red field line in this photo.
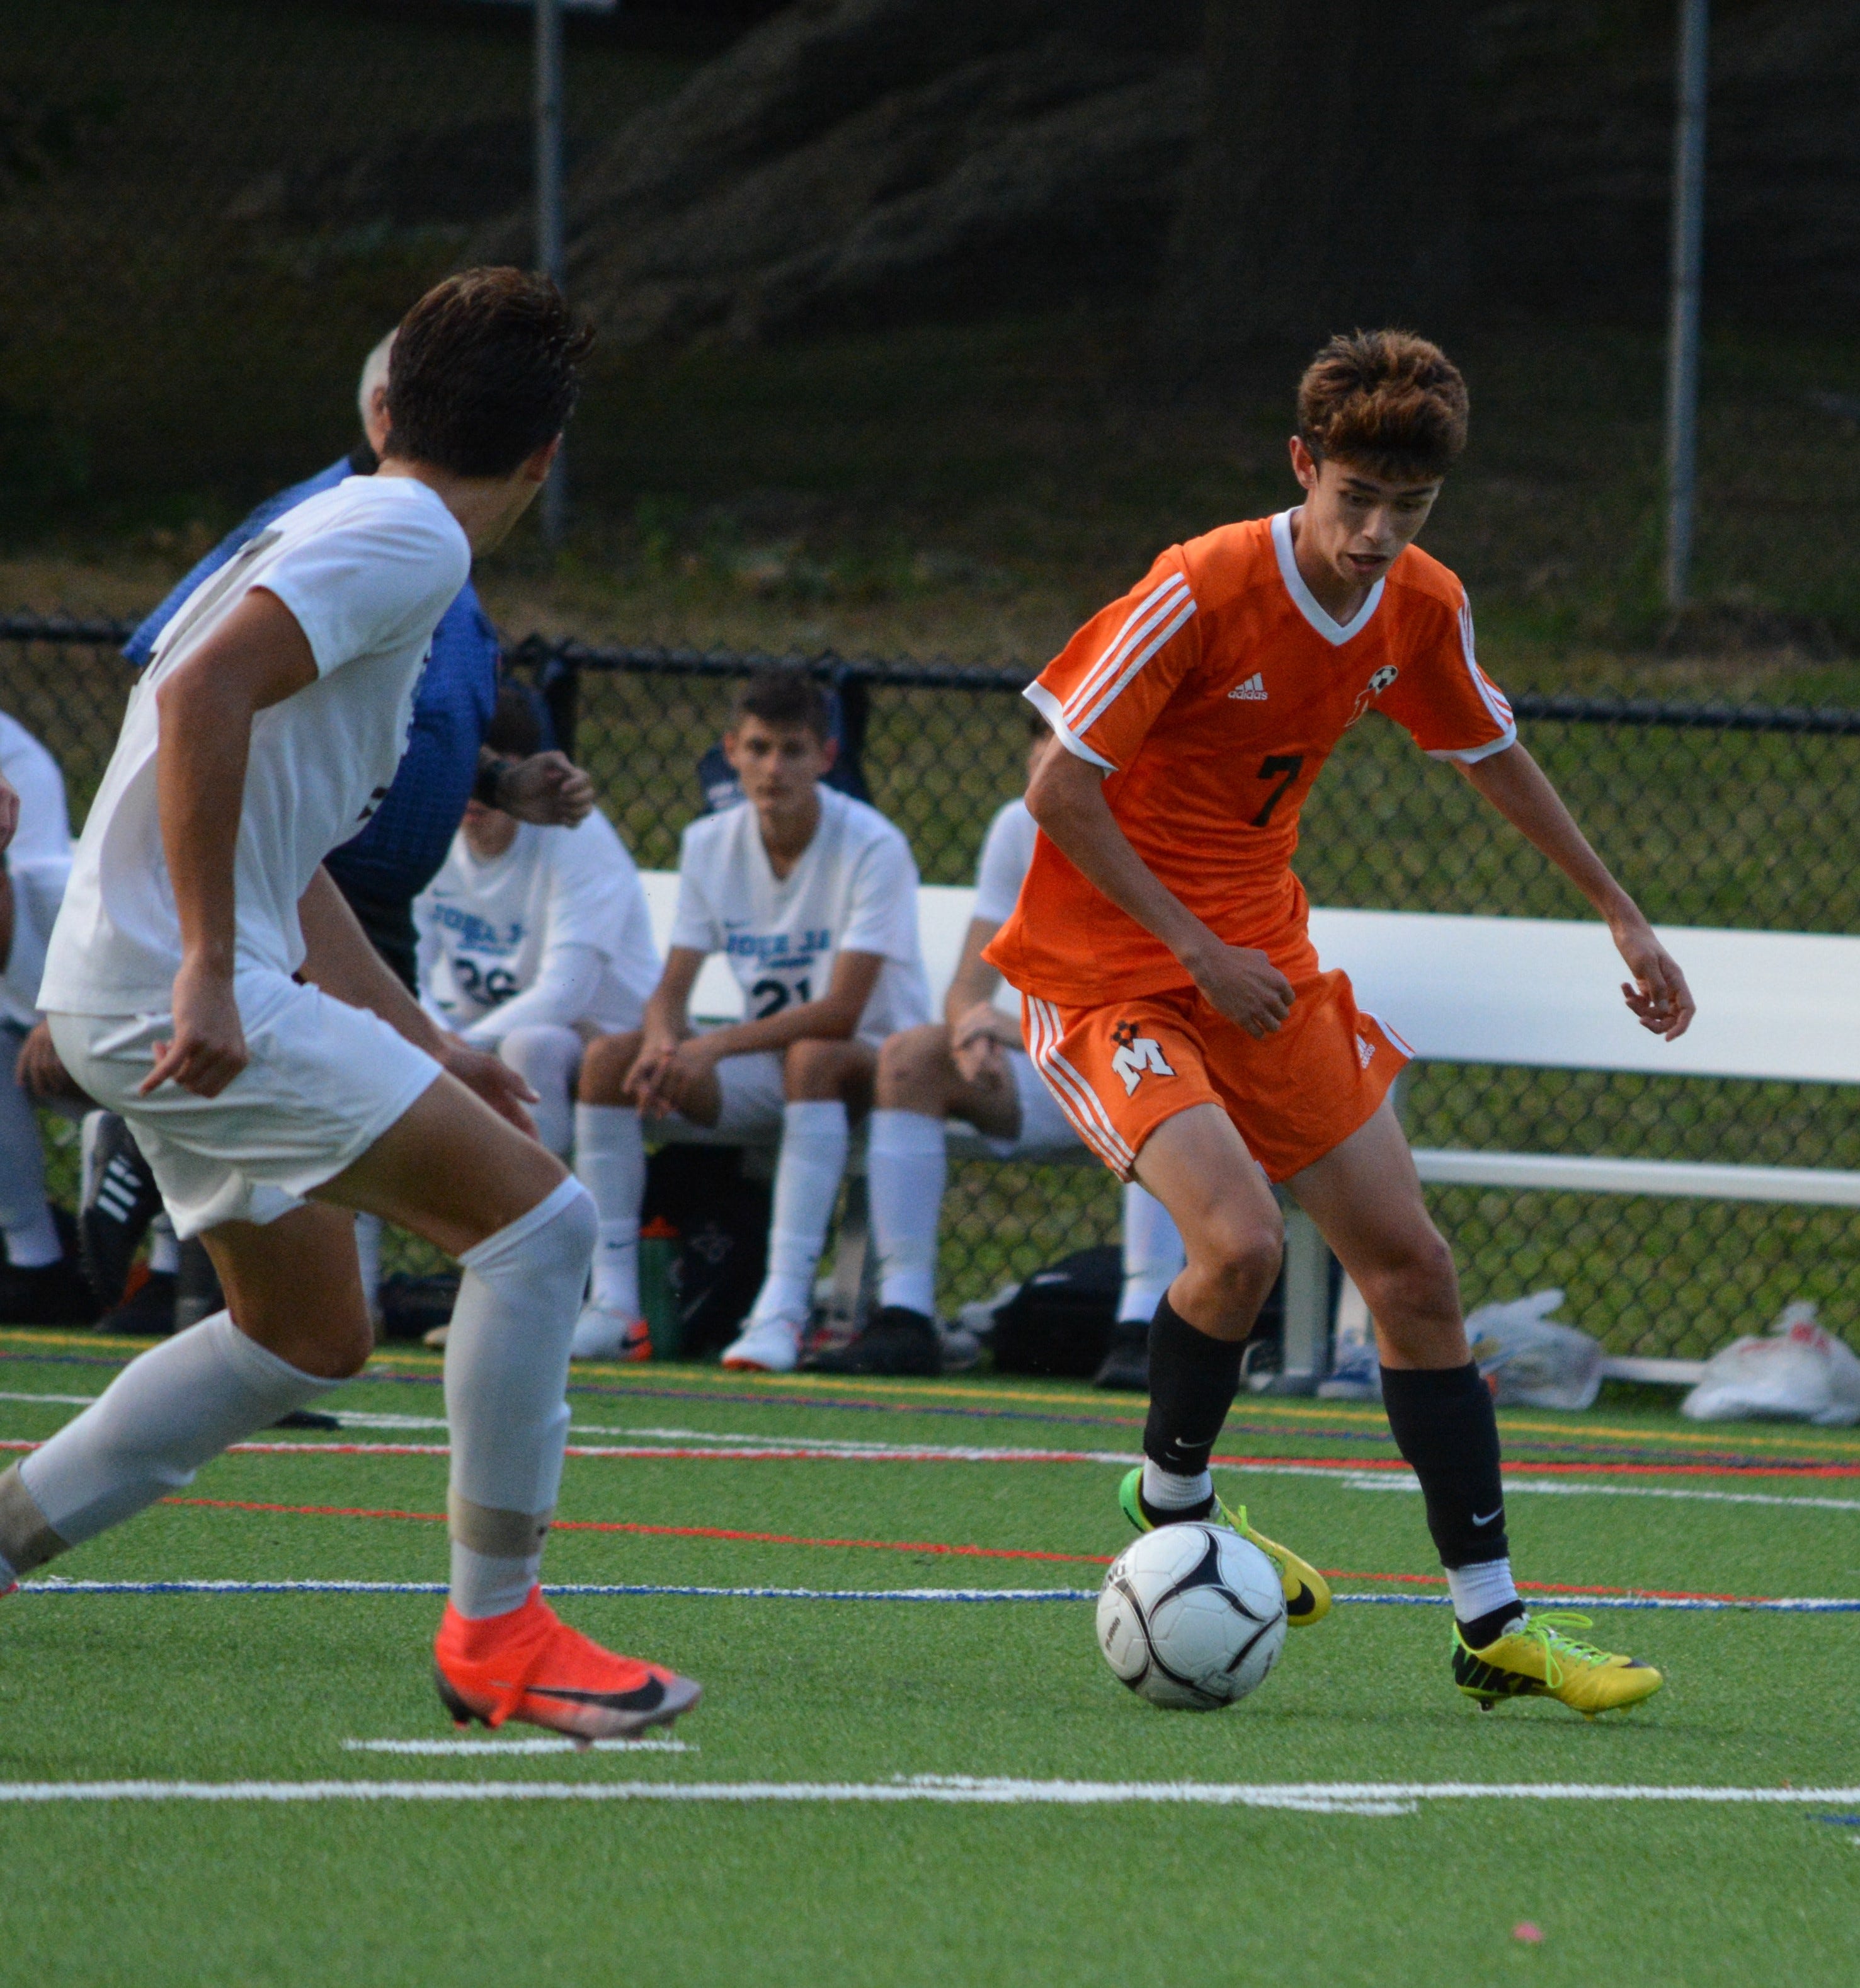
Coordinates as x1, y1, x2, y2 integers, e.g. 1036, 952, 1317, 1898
158, 1495, 1801, 1606
161, 1497, 1114, 1565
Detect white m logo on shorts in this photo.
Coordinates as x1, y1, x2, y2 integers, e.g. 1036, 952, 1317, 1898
1111, 1035, 1177, 1096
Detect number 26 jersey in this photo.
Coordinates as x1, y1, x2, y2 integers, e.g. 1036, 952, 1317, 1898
985, 509, 1516, 1005
670, 784, 933, 1046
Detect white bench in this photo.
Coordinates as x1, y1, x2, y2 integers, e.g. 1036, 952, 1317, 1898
641, 874, 1858, 1381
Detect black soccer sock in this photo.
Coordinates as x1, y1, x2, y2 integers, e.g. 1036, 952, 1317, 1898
1141, 1295, 1245, 1514
1379, 1361, 1510, 1569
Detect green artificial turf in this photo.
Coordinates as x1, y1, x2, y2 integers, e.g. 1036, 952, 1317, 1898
2, 1340, 1857, 1986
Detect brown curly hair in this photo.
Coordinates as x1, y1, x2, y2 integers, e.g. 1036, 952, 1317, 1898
1296, 329, 1468, 483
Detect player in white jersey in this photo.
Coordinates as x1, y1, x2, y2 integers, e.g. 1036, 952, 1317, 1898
0, 711, 95, 1323
573, 669, 931, 1368
415, 685, 659, 1158
0, 270, 699, 1742
814, 714, 1185, 1379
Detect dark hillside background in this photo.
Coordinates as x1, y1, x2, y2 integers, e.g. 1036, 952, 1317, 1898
3, 0, 1857, 665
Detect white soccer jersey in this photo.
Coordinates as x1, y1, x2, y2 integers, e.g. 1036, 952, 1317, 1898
670, 785, 932, 1047
40, 476, 469, 1017
1, 710, 73, 1030
415, 808, 659, 1044
971, 797, 1038, 926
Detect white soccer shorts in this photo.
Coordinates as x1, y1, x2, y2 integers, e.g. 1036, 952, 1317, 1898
48, 971, 440, 1238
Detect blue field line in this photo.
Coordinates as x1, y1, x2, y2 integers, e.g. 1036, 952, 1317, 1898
12, 1578, 1860, 1611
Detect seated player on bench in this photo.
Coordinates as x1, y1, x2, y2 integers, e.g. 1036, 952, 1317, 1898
572, 669, 932, 1369
414, 683, 659, 1166
815, 711, 1184, 1382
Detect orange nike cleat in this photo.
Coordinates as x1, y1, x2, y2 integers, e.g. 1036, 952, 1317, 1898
433, 1587, 701, 1743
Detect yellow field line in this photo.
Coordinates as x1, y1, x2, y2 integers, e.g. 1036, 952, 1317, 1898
9, 1327, 1857, 1459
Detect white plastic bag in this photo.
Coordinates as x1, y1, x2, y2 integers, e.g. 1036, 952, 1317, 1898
1464, 1288, 1606, 1412
1681, 1301, 1860, 1427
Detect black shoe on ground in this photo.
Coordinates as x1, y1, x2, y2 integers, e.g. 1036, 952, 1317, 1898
78, 1112, 163, 1307
806, 1306, 943, 1376
1092, 1318, 1150, 1392
0, 1212, 101, 1326
94, 1267, 178, 1338
174, 1237, 225, 1332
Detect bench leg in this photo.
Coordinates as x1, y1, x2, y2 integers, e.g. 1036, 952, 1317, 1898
1253, 1203, 1332, 1396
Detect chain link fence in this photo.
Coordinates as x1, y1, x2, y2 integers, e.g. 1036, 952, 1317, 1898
8, 610, 1860, 1359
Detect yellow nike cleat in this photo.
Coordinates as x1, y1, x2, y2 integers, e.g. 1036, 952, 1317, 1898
1117, 1466, 1330, 1626
1452, 1611, 1663, 1718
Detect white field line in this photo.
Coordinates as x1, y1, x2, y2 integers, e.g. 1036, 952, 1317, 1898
13, 1578, 1859, 1611
7, 1400, 1859, 1512
343, 1736, 693, 1756
0, 1390, 101, 1407
3, 1776, 1860, 1810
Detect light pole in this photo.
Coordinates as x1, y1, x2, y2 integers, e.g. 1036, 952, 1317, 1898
1662, 0, 1709, 610
535, 0, 566, 548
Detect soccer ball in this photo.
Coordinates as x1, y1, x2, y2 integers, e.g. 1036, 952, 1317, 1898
1096, 1523, 1287, 1710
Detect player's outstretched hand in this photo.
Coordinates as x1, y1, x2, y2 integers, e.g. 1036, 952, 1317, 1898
144, 961, 248, 1097
499, 751, 595, 828
440, 1040, 540, 1139
1612, 915, 1695, 1041
0, 774, 18, 853
1187, 942, 1295, 1039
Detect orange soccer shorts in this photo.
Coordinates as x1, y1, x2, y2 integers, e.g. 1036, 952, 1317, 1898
1021, 969, 1410, 1184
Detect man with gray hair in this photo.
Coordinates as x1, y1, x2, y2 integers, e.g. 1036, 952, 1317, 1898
76, 328, 595, 1331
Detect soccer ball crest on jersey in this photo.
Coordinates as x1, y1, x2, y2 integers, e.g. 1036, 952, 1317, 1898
1096, 1524, 1286, 1709
1346, 663, 1401, 729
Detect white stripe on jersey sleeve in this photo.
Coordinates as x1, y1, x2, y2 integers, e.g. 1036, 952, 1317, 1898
1427, 593, 1519, 764
1024, 682, 1114, 770
1065, 592, 1199, 740
1058, 574, 1192, 734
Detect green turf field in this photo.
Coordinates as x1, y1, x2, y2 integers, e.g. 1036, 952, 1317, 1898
2, 1327, 1857, 1987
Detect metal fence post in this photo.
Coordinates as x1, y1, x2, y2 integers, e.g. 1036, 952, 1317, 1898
1663, 0, 1709, 610
535, 0, 567, 549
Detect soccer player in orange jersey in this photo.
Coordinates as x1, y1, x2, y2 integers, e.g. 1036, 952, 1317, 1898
986, 331, 1693, 1716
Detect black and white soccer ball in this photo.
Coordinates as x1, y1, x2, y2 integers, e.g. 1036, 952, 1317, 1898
1096, 1524, 1287, 1710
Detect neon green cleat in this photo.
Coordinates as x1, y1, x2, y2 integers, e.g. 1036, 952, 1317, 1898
1117, 1466, 1330, 1627
1452, 1611, 1663, 1718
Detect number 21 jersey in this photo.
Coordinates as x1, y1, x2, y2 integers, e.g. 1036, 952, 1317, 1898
670, 784, 932, 1046
986, 510, 1516, 1005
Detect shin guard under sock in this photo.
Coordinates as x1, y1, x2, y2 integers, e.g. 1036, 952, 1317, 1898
1141, 1295, 1245, 1512
1379, 1361, 1511, 1570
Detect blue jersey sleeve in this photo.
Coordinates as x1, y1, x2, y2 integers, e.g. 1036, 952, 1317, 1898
121, 457, 355, 668
322, 581, 501, 906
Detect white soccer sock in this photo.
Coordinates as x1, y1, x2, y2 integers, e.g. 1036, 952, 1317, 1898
868, 1108, 945, 1317
443, 1177, 596, 1620
353, 1213, 382, 1317
574, 1102, 646, 1317
1118, 1182, 1185, 1324
1141, 1460, 1214, 1512
15, 1311, 338, 1549
0, 1058, 60, 1267
1445, 1557, 1522, 1628
148, 1214, 182, 1277
500, 1024, 581, 1158
748, 1100, 850, 1326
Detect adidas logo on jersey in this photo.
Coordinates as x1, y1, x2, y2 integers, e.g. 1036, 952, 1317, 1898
1228, 673, 1268, 701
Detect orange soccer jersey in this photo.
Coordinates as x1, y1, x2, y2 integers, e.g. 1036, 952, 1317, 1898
984, 511, 1514, 1005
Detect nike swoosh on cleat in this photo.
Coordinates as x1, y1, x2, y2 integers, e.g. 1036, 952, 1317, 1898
1285, 1583, 1317, 1618
517, 1678, 669, 1713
